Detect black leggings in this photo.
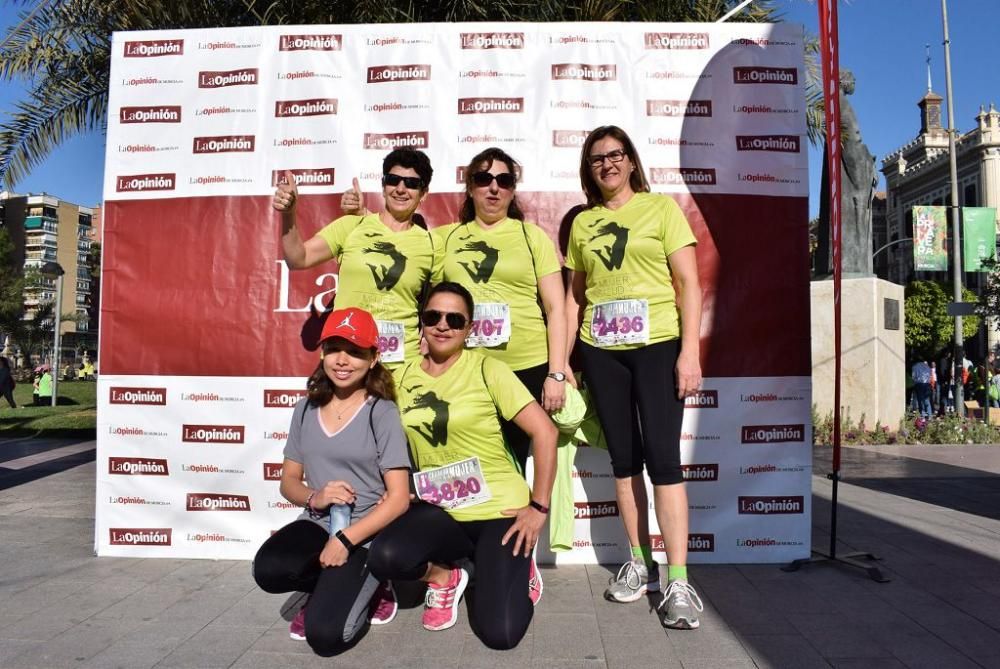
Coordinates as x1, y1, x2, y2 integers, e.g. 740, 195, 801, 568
502, 362, 548, 473
578, 339, 684, 485
1, 388, 14, 408
252, 520, 378, 656
368, 503, 532, 650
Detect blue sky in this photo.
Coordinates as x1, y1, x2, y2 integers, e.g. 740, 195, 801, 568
2, 0, 998, 213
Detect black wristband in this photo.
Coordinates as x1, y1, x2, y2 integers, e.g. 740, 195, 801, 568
335, 529, 356, 553
529, 499, 549, 514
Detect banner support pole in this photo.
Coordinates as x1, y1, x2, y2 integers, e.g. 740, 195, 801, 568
783, 0, 888, 583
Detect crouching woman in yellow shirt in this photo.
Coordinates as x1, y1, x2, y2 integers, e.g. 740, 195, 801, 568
368, 282, 557, 649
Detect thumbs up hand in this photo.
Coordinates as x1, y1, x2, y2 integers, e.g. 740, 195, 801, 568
341, 177, 368, 216
272, 170, 298, 212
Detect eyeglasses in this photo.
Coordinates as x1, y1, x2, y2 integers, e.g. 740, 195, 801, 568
420, 310, 468, 330
587, 149, 627, 168
471, 171, 516, 190
383, 173, 424, 190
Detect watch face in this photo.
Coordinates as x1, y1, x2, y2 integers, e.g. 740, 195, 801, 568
549, 372, 566, 382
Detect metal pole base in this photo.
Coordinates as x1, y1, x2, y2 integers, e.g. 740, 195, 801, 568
782, 550, 890, 583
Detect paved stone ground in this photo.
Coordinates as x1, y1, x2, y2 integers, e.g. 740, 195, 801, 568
1, 436, 999, 668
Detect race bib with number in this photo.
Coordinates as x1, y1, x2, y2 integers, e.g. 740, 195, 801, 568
465, 302, 511, 348
591, 299, 650, 347
413, 457, 492, 510
375, 320, 406, 364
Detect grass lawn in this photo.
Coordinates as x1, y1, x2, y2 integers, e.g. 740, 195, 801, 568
0, 380, 97, 438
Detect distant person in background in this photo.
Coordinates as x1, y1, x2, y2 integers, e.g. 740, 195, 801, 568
990, 364, 1000, 409
0, 357, 16, 409
929, 361, 938, 413
910, 359, 931, 418
37, 367, 53, 406
940, 354, 955, 414
975, 362, 990, 409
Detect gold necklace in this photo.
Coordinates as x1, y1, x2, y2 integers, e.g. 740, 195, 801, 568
329, 393, 366, 420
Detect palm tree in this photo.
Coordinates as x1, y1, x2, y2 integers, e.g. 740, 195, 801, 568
1, 0, 783, 187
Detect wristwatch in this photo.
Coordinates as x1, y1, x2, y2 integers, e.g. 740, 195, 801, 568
547, 372, 567, 382
335, 530, 356, 553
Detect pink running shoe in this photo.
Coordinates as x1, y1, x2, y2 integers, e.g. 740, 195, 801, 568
528, 556, 543, 606
369, 580, 397, 626
422, 566, 469, 631
289, 598, 307, 640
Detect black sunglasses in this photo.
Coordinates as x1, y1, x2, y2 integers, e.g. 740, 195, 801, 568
471, 171, 516, 190
383, 173, 424, 189
420, 309, 468, 330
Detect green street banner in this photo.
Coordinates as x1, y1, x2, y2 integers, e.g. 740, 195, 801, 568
962, 207, 997, 271
913, 206, 948, 271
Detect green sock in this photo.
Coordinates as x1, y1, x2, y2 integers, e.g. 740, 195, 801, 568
631, 544, 654, 567
667, 565, 688, 582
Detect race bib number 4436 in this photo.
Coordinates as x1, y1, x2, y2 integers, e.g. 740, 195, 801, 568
591, 299, 650, 347
414, 457, 492, 510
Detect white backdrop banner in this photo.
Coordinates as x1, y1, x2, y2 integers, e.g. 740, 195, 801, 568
97, 21, 812, 563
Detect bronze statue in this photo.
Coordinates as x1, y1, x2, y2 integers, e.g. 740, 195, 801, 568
816, 71, 876, 277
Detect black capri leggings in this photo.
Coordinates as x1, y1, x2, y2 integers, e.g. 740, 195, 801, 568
578, 338, 685, 485
502, 362, 548, 473
368, 503, 532, 650
252, 520, 378, 656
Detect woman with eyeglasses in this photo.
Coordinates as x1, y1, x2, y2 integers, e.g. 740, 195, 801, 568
435, 148, 567, 465
368, 281, 557, 649
274, 148, 438, 369
564, 126, 704, 630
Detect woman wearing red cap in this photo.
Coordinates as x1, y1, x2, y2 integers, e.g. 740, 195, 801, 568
253, 307, 412, 656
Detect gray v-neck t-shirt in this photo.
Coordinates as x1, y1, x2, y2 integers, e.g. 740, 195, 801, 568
284, 396, 411, 529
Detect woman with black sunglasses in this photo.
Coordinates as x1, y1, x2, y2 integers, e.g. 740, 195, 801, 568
434, 148, 568, 467
368, 281, 556, 649
274, 148, 438, 369
564, 126, 704, 631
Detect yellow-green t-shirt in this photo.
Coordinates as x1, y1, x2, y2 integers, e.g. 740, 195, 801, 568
316, 214, 439, 366
396, 350, 533, 522
565, 193, 696, 350
433, 218, 561, 371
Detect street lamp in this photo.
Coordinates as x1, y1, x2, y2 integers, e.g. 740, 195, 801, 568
40, 261, 64, 407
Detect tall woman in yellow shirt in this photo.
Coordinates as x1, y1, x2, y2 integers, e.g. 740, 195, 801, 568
564, 126, 704, 630
434, 148, 568, 471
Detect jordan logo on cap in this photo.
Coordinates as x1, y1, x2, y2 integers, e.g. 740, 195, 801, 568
338, 313, 356, 331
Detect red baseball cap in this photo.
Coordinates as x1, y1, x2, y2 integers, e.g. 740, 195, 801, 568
319, 307, 379, 349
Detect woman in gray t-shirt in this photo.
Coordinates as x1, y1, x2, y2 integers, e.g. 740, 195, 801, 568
253, 307, 411, 656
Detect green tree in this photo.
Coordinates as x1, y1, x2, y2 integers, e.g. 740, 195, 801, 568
905, 280, 980, 361
0, 225, 23, 322
975, 256, 1000, 326
0, 0, 781, 186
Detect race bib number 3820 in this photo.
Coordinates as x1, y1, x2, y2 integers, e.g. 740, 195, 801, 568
591, 299, 650, 347
414, 457, 492, 510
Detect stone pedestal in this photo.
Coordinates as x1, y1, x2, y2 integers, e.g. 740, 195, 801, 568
811, 277, 905, 430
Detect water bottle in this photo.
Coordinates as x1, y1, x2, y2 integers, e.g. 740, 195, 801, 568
328, 503, 353, 534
